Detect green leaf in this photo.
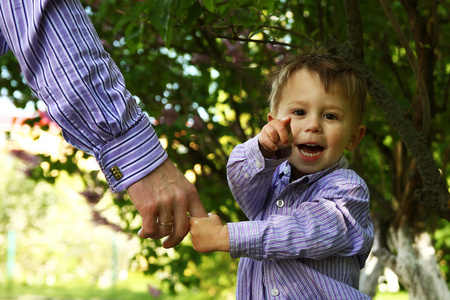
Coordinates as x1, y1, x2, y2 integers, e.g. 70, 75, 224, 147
184, 1, 203, 32
113, 14, 132, 33
234, 7, 255, 21
249, 28, 264, 39
148, 0, 173, 47
203, 0, 215, 12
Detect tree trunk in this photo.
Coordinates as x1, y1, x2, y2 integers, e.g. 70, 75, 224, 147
359, 214, 384, 298
375, 219, 450, 300
360, 252, 384, 298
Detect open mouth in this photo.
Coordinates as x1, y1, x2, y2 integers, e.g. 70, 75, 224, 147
298, 144, 325, 158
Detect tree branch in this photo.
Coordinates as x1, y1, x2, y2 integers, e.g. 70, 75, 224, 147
343, 0, 364, 60
379, 0, 431, 135
329, 39, 450, 220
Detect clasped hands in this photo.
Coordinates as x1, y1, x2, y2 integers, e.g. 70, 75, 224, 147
126, 158, 228, 252
127, 117, 291, 251
190, 117, 292, 253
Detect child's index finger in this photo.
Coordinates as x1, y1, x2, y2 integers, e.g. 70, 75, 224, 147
278, 116, 293, 146
280, 116, 291, 131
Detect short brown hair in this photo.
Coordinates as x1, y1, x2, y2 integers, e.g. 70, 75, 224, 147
267, 51, 367, 125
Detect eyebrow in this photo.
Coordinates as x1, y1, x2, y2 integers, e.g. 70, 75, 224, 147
286, 99, 345, 112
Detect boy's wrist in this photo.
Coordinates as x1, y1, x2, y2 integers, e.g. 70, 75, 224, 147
258, 141, 274, 158
218, 225, 230, 252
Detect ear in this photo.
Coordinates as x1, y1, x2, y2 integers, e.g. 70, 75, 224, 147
346, 125, 366, 151
267, 112, 276, 122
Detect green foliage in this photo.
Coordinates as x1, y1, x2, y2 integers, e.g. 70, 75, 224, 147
2, 0, 450, 294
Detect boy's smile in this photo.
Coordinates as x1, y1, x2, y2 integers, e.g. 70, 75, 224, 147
269, 68, 365, 180
298, 144, 325, 160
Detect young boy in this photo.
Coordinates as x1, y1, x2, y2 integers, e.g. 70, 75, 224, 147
190, 51, 374, 299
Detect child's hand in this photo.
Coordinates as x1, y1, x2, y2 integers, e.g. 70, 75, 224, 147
189, 213, 230, 253
259, 116, 293, 158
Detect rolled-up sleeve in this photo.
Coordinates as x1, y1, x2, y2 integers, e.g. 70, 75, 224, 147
0, 0, 167, 192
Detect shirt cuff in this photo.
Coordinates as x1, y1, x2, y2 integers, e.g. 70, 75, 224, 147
244, 135, 288, 172
228, 220, 266, 260
97, 115, 168, 193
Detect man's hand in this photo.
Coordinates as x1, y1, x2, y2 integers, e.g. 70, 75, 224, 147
259, 116, 293, 158
189, 213, 230, 253
127, 158, 207, 248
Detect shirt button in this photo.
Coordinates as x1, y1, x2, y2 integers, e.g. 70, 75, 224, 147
255, 160, 262, 168
243, 172, 249, 179
276, 199, 284, 207
271, 288, 280, 296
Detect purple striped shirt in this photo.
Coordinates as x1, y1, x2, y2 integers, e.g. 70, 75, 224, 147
0, 0, 167, 192
227, 135, 373, 299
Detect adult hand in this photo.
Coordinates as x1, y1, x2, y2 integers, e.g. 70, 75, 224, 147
127, 158, 207, 248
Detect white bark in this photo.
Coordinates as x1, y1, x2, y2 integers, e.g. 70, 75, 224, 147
359, 252, 384, 298
360, 216, 384, 298
375, 219, 450, 300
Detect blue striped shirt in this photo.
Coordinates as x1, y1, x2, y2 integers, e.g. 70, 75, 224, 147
0, 0, 167, 192
227, 135, 374, 299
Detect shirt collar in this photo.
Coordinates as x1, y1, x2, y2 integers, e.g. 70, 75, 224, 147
280, 155, 349, 185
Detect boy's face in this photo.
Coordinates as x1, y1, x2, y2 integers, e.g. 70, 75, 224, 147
269, 68, 365, 180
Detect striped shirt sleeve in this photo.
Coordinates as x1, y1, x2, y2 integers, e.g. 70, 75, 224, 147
0, 0, 167, 192
227, 135, 288, 220
228, 181, 372, 262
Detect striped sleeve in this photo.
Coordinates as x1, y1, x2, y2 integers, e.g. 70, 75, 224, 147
229, 192, 369, 261
0, 0, 167, 192
227, 135, 287, 219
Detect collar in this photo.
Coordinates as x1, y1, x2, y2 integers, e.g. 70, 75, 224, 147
279, 155, 349, 185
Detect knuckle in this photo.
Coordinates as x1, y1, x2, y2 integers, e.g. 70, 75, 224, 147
140, 228, 159, 239
183, 184, 197, 200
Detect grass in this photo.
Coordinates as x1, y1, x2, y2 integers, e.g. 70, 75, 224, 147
0, 283, 217, 300
0, 271, 221, 300
0, 283, 150, 300
373, 290, 409, 300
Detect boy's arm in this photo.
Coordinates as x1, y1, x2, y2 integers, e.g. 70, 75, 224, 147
228, 175, 374, 265
227, 135, 291, 220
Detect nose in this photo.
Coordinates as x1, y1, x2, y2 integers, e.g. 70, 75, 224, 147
303, 115, 322, 133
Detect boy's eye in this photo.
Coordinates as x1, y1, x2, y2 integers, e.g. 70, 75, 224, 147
293, 109, 306, 116
324, 113, 338, 120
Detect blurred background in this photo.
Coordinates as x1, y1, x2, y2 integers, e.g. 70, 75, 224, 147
0, 98, 237, 299
1, 0, 450, 299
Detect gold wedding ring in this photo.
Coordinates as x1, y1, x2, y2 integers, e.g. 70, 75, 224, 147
157, 218, 173, 226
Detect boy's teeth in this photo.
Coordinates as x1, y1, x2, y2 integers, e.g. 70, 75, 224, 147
299, 144, 324, 157
300, 149, 321, 157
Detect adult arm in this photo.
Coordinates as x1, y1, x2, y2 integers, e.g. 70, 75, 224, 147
0, 0, 206, 247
